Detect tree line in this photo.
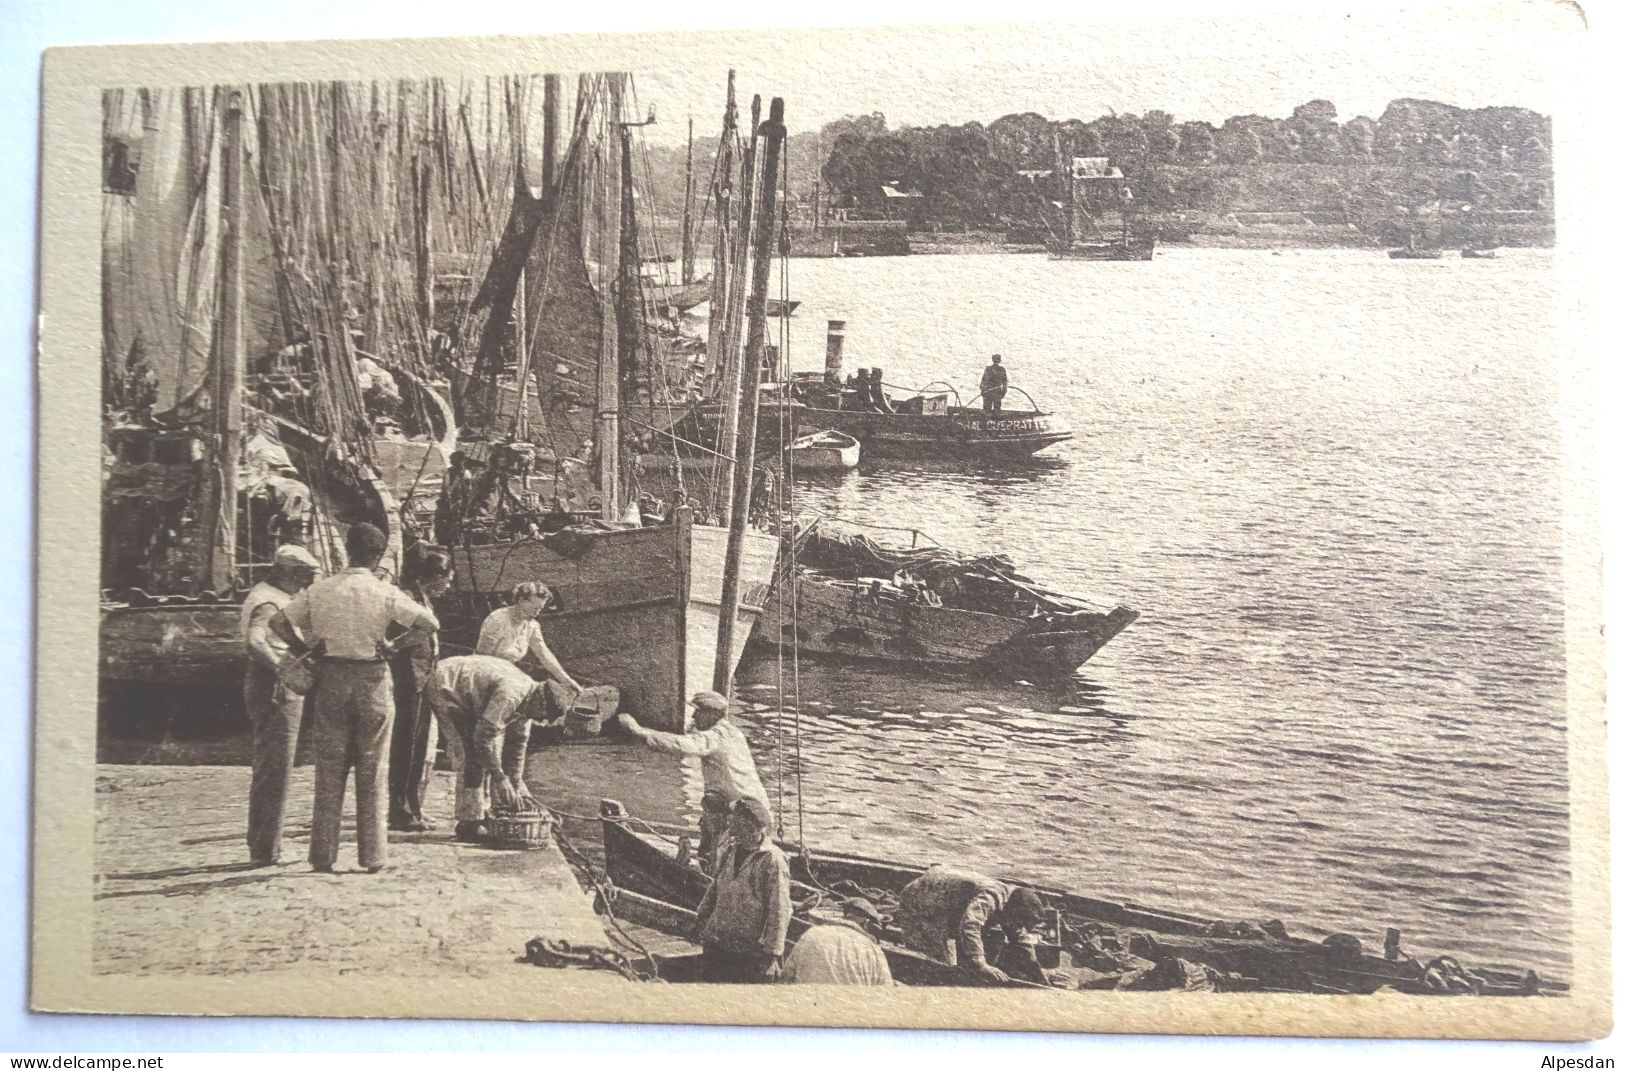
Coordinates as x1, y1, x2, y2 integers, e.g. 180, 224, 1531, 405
640, 98, 1555, 242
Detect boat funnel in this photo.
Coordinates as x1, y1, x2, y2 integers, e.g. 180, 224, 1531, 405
825, 320, 846, 380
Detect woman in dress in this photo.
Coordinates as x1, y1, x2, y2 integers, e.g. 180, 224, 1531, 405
476, 580, 582, 696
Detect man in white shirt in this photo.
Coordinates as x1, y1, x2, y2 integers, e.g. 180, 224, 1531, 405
781, 898, 895, 986
271, 523, 438, 873
427, 654, 572, 841
241, 544, 319, 866
614, 691, 771, 823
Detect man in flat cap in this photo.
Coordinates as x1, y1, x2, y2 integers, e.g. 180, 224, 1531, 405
241, 544, 320, 866
781, 897, 895, 986
427, 653, 584, 841
692, 797, 791, 983
615, 691, 771, 824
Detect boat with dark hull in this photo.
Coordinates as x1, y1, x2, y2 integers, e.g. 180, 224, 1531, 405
757, 320, 1072, 460
441, 512, 777, 730
750, 518, 1137, 675
597, 801, 1564, 996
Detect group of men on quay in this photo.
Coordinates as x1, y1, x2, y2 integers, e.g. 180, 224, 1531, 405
239, 521, 1052, 986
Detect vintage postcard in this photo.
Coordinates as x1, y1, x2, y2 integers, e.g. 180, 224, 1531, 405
33, 6, 1608, 1039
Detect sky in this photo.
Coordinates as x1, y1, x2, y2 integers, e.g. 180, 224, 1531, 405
611, 3, 1583, 144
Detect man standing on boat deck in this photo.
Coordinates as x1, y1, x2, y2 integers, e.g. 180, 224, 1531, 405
980, 354, 1008, 412
241, 544, 320, 866
781, 897, 895, 986
427, 653, 578, 842
693, 797, 791, 983
615, 691, 772, 822
270, 522, 439, 874
893, 864, 1048, 983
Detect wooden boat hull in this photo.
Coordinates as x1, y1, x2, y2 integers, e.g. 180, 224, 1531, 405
600, 810, 1561, 996
443, 514, 778, 730
598, 813, 1028, 987
1388, 249, 1442, 260
99, 601, 243, 688
753, 573, 1136, 674
775, 404, 1072, 459
100, 410, 402, 690
787, 431, 860, 472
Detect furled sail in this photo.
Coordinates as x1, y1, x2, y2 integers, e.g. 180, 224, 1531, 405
132, 88, 221, 423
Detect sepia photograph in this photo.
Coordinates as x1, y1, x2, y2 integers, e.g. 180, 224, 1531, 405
28, 3, 1608, 1042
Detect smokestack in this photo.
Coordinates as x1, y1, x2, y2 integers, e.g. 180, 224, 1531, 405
825, 320, 846, 381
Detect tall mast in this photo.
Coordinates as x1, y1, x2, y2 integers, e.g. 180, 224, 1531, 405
681, 118, 696, 284
712, 96, 786, 695
595, 75, 625, 520
715, 94, 760, 527
202, 87, 246, 591
705, 72, 737, 399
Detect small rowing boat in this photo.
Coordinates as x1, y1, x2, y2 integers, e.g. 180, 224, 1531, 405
787, 430, 860, 472
596, 800, 1564, 995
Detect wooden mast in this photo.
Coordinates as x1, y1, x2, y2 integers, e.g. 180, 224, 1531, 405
595, 75, 625, 520
715, 94, 760, 527
704, 72, 737, 404
712, 96, 785, 695
203, 87, 245, 592
681, 117, 696, 285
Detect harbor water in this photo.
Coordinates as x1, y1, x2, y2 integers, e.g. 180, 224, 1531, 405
539, 247, 1575, 978
103, 247, 1575, 980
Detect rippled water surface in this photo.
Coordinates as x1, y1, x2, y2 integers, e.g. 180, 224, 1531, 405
532, 247, 1574, 978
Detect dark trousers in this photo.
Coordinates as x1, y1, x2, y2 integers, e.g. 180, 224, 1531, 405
388, 654, 436, 822
701, 943, 776, 984
982, 390, 1004, 411
308, 660, 394, 870
245, 662, 305, 863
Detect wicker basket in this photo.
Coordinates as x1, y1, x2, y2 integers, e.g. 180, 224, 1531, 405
485, 807, 555, 850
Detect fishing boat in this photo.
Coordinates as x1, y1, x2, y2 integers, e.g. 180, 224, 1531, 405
1460, 247, 1499, 259
749, 321, 1071, 459
435, 74, 783, 730
595, 801, 1564, 996
750, 517, 1136, 675
786, 429, 859, 472
99, 87, 399, 693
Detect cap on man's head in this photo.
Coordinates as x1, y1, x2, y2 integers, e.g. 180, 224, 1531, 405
843, 897, 884, 923
345, 522, 389, 562
1006, 886, 1046, 919
731, 796, 771, 828
691, 690, 735, 714
700, 789, 733, 814
273, 544, 319, 571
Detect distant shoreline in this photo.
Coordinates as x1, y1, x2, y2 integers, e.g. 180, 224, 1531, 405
790, 234, 1555, 257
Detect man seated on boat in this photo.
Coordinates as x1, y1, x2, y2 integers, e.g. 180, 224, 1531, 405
781, 897, 894, 986
893, 865, 1048, 984
427, 653, 579, 842
866, 368, 894, 414
979, 354, 1008, 412
476, 581, 583, 696
695, 788, 733, 876
692, 797, 791, 983
615, 691, 772, 827
845, 368, 873, 411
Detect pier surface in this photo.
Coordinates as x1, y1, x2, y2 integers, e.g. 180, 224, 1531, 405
93, 764, 609, 978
